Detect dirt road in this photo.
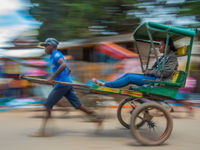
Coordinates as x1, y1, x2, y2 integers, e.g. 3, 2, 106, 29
0, 108, 200, 150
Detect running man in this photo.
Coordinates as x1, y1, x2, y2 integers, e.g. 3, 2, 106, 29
33, 38, 103, 136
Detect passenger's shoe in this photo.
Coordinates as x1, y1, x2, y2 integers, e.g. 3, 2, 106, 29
92, 78, 104, 86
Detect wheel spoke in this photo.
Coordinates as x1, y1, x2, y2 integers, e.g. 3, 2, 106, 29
128, 101, 136, 109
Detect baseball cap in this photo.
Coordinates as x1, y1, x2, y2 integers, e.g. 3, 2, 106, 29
41, 38, 59, 47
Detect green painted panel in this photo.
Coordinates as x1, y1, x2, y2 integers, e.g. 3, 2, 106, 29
137, 86, 179, 98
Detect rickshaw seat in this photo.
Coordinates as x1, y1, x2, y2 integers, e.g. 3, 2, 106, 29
172, 71, 185, 84
129, 71, 185, 91
137, 71, 184, 87
142, 71, 185, 87
176, 45, 188, 57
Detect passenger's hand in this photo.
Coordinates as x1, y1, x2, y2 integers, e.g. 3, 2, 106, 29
46, 77, 54, 85
144, 70, 151, 76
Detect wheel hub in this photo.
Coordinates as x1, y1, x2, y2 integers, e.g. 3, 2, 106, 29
147, 121, 156, 129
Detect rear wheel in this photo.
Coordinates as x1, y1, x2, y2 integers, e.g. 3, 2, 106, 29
117, 97, 143, 129
130, 102, 173, 145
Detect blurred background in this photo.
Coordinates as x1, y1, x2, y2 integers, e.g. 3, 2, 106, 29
0, 0, 200, 111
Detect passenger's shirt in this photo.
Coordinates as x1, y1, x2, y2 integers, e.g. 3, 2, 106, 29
150, 51, 178, 81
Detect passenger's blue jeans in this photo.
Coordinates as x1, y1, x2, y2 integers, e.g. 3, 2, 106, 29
104, 73, 156, 88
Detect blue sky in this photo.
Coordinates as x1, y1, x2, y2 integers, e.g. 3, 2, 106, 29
0, 0, 40, 47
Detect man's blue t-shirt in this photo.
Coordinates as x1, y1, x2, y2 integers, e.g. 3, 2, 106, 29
50, 49, 72, 87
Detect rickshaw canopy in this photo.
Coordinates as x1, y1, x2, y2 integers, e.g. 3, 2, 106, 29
133, 22, 197, 42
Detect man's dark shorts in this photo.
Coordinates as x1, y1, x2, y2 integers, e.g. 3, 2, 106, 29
44, 86, 81, 109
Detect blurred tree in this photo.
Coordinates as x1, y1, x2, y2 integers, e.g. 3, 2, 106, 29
29, 0, 140, 41
178, 0, 200, 27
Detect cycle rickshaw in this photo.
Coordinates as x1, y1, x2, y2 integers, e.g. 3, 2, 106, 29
21, 22, 197, 146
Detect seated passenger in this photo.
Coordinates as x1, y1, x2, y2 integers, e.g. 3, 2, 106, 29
92, 38, 178, 88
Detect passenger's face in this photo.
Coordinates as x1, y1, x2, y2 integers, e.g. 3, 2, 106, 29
159, 41, 165, 53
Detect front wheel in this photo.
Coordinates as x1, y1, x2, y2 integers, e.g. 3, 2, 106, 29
130, 102, 173, 146
117, 97, 143, 129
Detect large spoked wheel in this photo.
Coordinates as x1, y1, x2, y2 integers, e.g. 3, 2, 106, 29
117, 97, 143, 129
130, 102, 173, 146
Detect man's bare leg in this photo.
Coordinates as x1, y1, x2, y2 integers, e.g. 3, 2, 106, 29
29, 108, 52, 137
79, 105, 94, 115
78, 104, 104, 128
40, 109, 51, 135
